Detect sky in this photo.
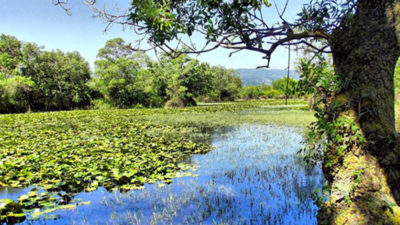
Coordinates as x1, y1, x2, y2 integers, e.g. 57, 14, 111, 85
0, 0, 309, 70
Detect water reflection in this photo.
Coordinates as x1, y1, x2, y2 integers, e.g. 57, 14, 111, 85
2, 125, 324, 225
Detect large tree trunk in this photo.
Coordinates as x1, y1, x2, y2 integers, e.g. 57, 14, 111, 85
319, 0, 400, 224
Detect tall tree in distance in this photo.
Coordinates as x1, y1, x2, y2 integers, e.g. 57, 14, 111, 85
94, 38, 147, 108
53, 0, 400, 224
157, 52, 214, 107
0, 34, 92, 112
0, 34, 34, 112
22, 48, 92, 111
207, 66, 242, 102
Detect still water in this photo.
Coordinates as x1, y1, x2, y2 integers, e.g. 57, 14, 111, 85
1, 125, 324, 225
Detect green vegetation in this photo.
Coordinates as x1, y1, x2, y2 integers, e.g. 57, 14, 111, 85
0, 34, 92, 113
0, 110, 210, 192
238, 78, 299, 100
0, 199, 25, 224
0, 33, 310, 224
0, 35, 246, 113
0, 35, 305, 114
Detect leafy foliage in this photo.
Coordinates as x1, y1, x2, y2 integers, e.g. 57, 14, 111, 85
0, 198, 25, 224
0, 110, 211, 193
24, 50, 92, 110
0, 75, 34, 113
296, 55, 342, 165
95, 54, 147, 108
128, 0, 272, 44
202, 66, 242, 102
0, 34, 92, 113
239, 85, 280, 99
93, 38, 242, 108
272, 77, 299, 96
238, 77, 299, 100
297, 55, 336, 97
297, 0, 357, 32
0, 35, 246, 113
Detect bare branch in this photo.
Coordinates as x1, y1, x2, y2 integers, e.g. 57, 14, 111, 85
229, 49, 245, 57
273, 0, 290, 23
299, 41, 331, 54
51, 0, 71, 15
85, 0, 96, 5
256, 65, 270, 69
89, 4, 133, 33
267, 31, 331, 54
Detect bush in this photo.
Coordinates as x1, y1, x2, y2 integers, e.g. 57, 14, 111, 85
263, 89, 284, 99
164, 96, 185, 108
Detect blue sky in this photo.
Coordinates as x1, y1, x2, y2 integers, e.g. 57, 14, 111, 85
0, 0, 308, 70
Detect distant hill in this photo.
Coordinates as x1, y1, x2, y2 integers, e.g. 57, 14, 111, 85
235, 69, 300, 86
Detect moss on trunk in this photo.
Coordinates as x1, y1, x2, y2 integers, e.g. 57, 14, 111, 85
319, 0, 400, 224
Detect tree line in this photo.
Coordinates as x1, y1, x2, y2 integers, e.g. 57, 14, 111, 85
0, 34, 303, 113
238, 78, 299, 100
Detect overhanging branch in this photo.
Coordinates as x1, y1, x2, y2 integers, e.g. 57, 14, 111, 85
52, 0, 333, 68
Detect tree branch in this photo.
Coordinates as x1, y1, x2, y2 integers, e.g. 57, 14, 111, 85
52, 0, 333, 68
51, 0, 71, 15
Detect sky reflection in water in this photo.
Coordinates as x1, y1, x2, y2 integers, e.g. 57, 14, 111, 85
1, 125, 324, 225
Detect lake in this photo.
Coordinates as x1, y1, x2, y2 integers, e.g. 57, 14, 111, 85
1, 125, 324, 225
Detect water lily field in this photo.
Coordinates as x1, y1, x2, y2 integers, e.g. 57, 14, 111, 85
0, 99, 324, 224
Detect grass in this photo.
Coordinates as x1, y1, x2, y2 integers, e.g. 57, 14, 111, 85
141, 109, 313, 126
0, 99, 314, 223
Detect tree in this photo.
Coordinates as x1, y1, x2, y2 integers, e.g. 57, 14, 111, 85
0, 34, 34, 112
54, 0, 400, 223
272, 77, 298, 97
206, 66, 242, 102
94, 38, 161, 108
296, 54, 335, 111
0, 34, 92, 112
0, 34, 22, 72
0, 74, 34, 113
93, 38, 230, 108
158, 53, 214, 107
22, 49, 92, 111
95, 56, 142, 108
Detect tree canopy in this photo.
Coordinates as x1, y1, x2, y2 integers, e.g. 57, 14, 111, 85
79, 0, 375, 67
0, 34, 246, 112
92, 38, 242, 108
0, 34, 92, 112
